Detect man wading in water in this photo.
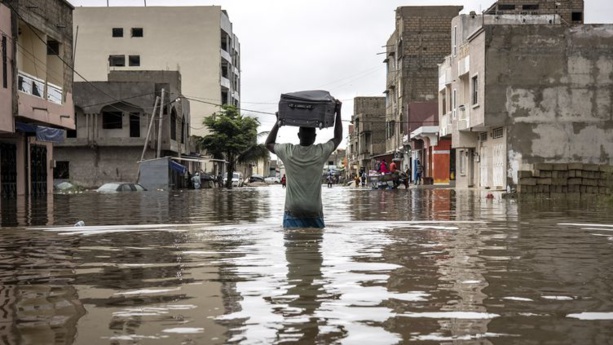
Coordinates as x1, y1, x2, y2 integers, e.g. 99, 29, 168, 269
265, 101, 343, 228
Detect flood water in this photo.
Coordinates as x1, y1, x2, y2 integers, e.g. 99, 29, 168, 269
1, 185, 613, 344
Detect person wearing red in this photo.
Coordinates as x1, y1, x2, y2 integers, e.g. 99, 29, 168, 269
379, 159, 389, 174
389, 160, 397, 173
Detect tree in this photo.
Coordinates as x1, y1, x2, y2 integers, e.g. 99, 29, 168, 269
195, 105, 269, 188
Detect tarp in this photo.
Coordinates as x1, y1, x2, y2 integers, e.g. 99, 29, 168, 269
16, 122, 65, 143
169, 159, 187, 175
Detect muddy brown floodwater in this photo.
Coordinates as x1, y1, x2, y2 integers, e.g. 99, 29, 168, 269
0, 185, 612, 344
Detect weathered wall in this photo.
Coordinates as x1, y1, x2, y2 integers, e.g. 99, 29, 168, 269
485, 24, 613, 184
54, 146, 156, 188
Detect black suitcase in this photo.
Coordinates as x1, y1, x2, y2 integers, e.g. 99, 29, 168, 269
278, 90, 336, 129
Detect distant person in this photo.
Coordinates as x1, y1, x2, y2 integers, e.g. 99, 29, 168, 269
327, 170, 333, 188
379, 159, 389, 174
361, 170, 367, 187
415, 160, 422, 185
389, 160, 399, 187
265, 101, 343, 228
281, 174, 287, 188
389, 160, 397, 173
192, 172, 201, 189
354, 174, 361, 187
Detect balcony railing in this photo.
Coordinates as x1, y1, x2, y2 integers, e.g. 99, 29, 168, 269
18, 70, 62, 104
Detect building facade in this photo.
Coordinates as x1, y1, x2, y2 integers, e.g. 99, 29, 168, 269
385, 6, 462, 184
350, 97, 386, 174
440, 1, 613, 193
0, 0, 75, 199
72, 6, 240, 138
54, 71, 191, 188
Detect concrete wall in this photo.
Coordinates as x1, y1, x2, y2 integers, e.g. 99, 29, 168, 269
0, 4, 12, 133
54, 146, 156, 188
484, 25, 613, 186
73, 6, 232, 137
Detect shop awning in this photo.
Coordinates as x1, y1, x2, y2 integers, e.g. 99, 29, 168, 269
16, 122, 65, 143
169, 159, 187, 175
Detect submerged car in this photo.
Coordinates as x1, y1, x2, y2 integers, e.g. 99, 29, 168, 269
249, 174, 265, 183
264, 176, 281, 184
97, 182, 147, 193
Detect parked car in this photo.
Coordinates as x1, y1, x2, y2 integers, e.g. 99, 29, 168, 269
265, 176, 281, 184
223, 172, 244, 187
249, 174, 265, 183
97, 182, 147, 193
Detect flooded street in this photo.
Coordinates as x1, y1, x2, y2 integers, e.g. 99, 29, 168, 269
1, 186, 613, 344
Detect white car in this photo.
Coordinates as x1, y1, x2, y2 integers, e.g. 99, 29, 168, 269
224, 172, 244, 187
264, 176, 281, 184
97, 182, 147, 193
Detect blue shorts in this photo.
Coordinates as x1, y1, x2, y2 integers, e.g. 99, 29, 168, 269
283, 211, 325, 229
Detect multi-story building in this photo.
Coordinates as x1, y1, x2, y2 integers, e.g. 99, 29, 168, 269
0, 0, 75, 199
54, 70, 191, 188
439, 1, 613, 193
384, 6, 462, 184
72, 6, 240, 139
351, 97, 386, 174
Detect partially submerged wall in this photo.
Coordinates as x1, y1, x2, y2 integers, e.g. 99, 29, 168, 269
484, 25, 613, 186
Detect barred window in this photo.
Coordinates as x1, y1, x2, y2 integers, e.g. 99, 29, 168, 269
492, 127, 504, 139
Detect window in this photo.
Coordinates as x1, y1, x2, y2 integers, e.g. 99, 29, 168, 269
129, 55, 140, 66
2, 36, 6, 88
452, 26, 457, 56
572, 12, 583, 22
479, 132, 487, 141
459, 150, 466, 176
522, 4, 539, 10
498, 4, 515, 10
67, 115, 77, 138
47, 40, 59, 55
109, 55, 125, 67
102, 111, 123, 129
471, 75, 479, 105
452, 89, 457, 119
53, 161, 70, 179
112, 28, 123, 37
170, 111, 177, 140
131, 28, 143, 37
492, 127, 504, 139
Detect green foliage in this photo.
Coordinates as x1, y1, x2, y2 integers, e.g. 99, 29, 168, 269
194, 105, 269, 188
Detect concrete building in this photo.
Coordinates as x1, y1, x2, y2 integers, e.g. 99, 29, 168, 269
384, 6, 462, 184
439, 1, 613, 194
54, 71, 191, 188
350, 97, 386, 175
72, 6, 240, 138
0, 0, 75, 199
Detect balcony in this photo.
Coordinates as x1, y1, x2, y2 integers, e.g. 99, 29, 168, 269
458, 56, 470, 76
18, 70, 63, 105
440, 112, 452, 137
458, 105, 469, 130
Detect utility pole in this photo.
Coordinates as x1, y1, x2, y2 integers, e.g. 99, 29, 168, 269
140, 96, 160, 162
157, 88, 165, 158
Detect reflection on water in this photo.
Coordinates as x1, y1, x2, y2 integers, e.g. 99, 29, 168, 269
1, 187, 613, 344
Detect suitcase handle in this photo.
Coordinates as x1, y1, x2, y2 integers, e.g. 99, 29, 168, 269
288, 103, 313, 110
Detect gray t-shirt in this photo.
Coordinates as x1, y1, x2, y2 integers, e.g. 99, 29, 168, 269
275, 141, 335, 217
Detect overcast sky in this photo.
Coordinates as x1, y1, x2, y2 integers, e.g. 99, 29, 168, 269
67, 0, 613, 147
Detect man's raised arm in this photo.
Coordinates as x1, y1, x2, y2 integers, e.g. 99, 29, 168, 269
332, 100, 343, 150
265, 118, 280, 154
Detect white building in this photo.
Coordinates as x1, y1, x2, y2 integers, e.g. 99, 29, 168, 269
72, 6, 240, 137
